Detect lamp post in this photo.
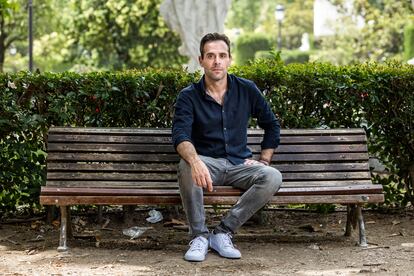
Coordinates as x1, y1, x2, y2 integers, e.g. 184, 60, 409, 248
28, 0, 33, 71
274, 4, 285, 51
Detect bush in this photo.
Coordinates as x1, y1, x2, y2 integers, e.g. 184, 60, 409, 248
281, 50, 311, 64
1, 61, 413, 214
235, 33, 272, 65
254, 50, 274, 60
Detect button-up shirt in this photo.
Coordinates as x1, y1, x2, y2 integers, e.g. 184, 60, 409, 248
172, 74, 280, 165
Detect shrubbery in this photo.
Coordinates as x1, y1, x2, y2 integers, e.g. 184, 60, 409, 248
235, 33, 272, 65
255, 50, 311, 64
1, 59, 413, 215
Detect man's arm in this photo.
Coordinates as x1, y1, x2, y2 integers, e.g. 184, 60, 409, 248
176, 141, 213, 192
172, 90, 212, 191
244, 148, 274, 166
259, 148, 274, 165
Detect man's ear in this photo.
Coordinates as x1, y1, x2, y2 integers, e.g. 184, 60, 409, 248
198, 55, 203, 65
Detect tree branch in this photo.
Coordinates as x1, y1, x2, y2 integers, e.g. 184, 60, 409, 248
5, 34, 25, 48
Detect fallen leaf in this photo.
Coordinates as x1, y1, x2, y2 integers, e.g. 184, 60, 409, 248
52, 220, 60, 227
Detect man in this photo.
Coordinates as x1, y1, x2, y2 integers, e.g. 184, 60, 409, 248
172, 33, 282, 262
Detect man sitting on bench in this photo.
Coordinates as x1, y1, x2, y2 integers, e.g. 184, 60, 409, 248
172, 32, 283, 262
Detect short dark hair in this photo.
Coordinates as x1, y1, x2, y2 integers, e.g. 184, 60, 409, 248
199, 33, 231, 58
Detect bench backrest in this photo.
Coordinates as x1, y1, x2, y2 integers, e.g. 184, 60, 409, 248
46, 127, 372, 191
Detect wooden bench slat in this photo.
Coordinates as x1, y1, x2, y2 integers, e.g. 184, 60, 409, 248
47, 171, 371, 181
46, 152, 369, 162
40, 194, 384, 205
45, 180, 374, 188
47, 162, 370, 173
48, 127, 366, 136
47, 143, 368, 154
47, 134, 367, 145
40, 185, 384, 196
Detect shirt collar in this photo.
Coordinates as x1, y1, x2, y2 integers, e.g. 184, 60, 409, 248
197, 74, 233, 96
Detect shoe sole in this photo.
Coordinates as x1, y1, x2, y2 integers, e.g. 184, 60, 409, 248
210, 247, 241, 259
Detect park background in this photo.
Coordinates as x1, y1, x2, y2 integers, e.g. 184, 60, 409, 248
0, 0, 413, 217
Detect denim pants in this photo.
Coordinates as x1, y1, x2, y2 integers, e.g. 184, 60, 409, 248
178, 155, 283, 237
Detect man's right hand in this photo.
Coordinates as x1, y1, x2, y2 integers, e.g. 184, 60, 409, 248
190, 159, 213, 192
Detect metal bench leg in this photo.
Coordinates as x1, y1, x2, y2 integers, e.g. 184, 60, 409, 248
98, 206, 103, 224
356, 205, 368, 247
57, 206, 69, 252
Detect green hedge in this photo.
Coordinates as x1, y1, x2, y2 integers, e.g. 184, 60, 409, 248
255, 50, 311, 64
1, 59, 413, 215
235, 33, 272, 65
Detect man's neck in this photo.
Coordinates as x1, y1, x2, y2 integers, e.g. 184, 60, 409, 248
204, 76, 228, 95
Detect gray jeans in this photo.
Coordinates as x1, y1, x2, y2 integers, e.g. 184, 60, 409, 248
178, 155, 283, 237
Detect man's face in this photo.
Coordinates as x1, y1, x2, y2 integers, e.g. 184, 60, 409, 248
199, 40, 232, 82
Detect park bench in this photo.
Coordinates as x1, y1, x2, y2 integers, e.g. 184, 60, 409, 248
40, 127, 384, 251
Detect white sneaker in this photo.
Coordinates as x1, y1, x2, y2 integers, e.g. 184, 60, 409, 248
209, 232, 241, 259
184, 236, 209, 262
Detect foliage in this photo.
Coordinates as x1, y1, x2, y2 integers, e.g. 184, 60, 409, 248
66, 0, 186, 70
0, 0, 53, 72
1, 61, 413, 214
0, 72, 47, 216
227, 0, 314, 50
1, 0, 186, 72
314, 0, 413, 64
226, 0, 263, 32
404, 24, 414, 61
281, 50, 311, 64
255, 49, 311, 64
235, 33, 272, 65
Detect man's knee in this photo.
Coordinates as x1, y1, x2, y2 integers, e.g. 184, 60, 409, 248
261, 166, 283, 191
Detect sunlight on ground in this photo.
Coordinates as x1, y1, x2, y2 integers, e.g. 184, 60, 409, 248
296, 268, 361, 276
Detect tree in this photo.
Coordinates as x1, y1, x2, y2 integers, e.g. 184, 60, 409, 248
66, 0, 186, 70
0, 0, 25, 72
227, 0, 314, 50
0, 0, 56, 72
313, 0, 413, 64
226, 0, 263, 33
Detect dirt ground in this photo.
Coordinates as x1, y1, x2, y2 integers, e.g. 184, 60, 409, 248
1, 207, 413, 276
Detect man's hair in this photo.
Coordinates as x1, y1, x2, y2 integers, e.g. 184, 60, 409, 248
199, 33, 231, 58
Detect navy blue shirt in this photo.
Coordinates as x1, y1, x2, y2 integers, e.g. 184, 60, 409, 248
172, 74, 280, 165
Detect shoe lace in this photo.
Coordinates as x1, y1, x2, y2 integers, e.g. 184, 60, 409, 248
189, 237, 207, 252
220, 233, 235, 249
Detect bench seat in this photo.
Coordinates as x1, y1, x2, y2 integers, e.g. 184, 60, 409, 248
40, 127, 384, 251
